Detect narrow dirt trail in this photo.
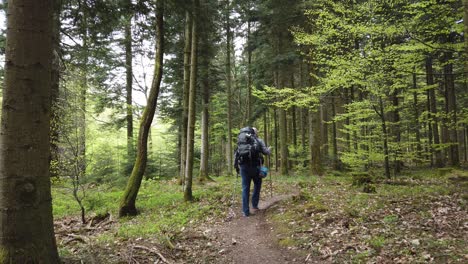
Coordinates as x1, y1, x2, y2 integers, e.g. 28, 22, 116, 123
210, 193, 304, 264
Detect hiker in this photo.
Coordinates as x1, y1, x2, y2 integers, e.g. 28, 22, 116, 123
234, 127, 271, 217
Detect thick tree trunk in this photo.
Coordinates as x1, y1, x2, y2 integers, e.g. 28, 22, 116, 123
125, 4, 134, 163
309, 108, 323, 176
184, 0, 199, 201
180, 9, 192, 183
225, 0, 233, 176
0, 1, 60, 262
426, 56, 444, 167
119, 0, 164, 216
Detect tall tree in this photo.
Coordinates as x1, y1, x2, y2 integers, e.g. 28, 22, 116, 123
0, 0, 60, 262
184, 0, 200, 201
179, 5, 192, 183
124, 0, 135, 162
119, 0, 165, 216
225, 0, 234, 176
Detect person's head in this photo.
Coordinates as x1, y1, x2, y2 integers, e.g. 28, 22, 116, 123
252, 127, 258, 135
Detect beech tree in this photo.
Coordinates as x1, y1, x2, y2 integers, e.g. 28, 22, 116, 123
0, 0, 60, 262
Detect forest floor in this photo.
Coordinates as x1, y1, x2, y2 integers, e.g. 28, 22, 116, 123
56, 168, 468, 264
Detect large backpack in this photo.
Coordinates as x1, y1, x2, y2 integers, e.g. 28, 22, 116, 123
236, 127, 261, 164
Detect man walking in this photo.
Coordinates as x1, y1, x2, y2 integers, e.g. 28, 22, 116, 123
234, 127, 271, 217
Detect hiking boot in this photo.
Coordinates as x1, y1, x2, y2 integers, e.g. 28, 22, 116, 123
251, 207, 260, 212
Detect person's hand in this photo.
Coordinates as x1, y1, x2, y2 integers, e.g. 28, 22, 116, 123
235, 166, 240, 174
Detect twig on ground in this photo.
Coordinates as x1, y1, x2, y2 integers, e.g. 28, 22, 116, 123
133, 245, 171, 264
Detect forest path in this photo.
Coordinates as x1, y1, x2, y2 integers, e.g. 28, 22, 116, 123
208, 193, 304, 264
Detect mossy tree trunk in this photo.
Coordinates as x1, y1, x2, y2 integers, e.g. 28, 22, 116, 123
0, 0, 60, 262
426, 56, 444, 167
309, 108, 323, 176
119, 0, 164, 217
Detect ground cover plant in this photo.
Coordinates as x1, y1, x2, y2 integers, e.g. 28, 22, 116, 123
52, 168, 467, 263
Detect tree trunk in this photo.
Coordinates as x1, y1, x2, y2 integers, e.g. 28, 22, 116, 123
274, 108, 279, 171
225, 0, 233, 176
179, 9, 192, 184
50, 0, 62, 178
390, 89, 402, 174
443, 37, 460, 166
378, 98, 391, 179
426, 56, 444, 167
279, 108, 289, 175
331, 94, 341, 170
125, 3, 134, 164
0, 1, 60, 262
321, 103, 329, 159
412, 71, 422, 162
246, 19, 252, 123
184, 0, 199, 201
199, 49, 210, 182
309, 108, 323, 176
119, 0, 164, 216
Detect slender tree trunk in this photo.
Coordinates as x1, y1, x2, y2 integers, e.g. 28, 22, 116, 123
184, 0, 199, 201
274, 108, 279, 171
426, 89, 434, 166
321, 103, 329, 159
412, 71, 422, 162
225, 0, 233, 176
443, 38, 459, 166
331, 94, 341, 170
246, 19, 252, 123
125, 4, 134, 164
199, 51, 210, 182
391, 89, 402, 174
0, 1, 60, 262
279, 108, 289, 175
309, 108, 323, 176
464, 0, 468, 89
180, 9, 192, 184
426, 56, 444, 167
378, 98, 391, 179
50, 0, 62, 178
119, 0, 164, 216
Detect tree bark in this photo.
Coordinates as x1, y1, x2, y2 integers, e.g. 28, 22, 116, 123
279, 108, 289, 175
179, 9, 192, 183
119, 0, 164, 216
0, 0, 60, 262
184, 0, 199, 201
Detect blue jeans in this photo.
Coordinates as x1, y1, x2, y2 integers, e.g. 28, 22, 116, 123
240, 164, 262, 216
